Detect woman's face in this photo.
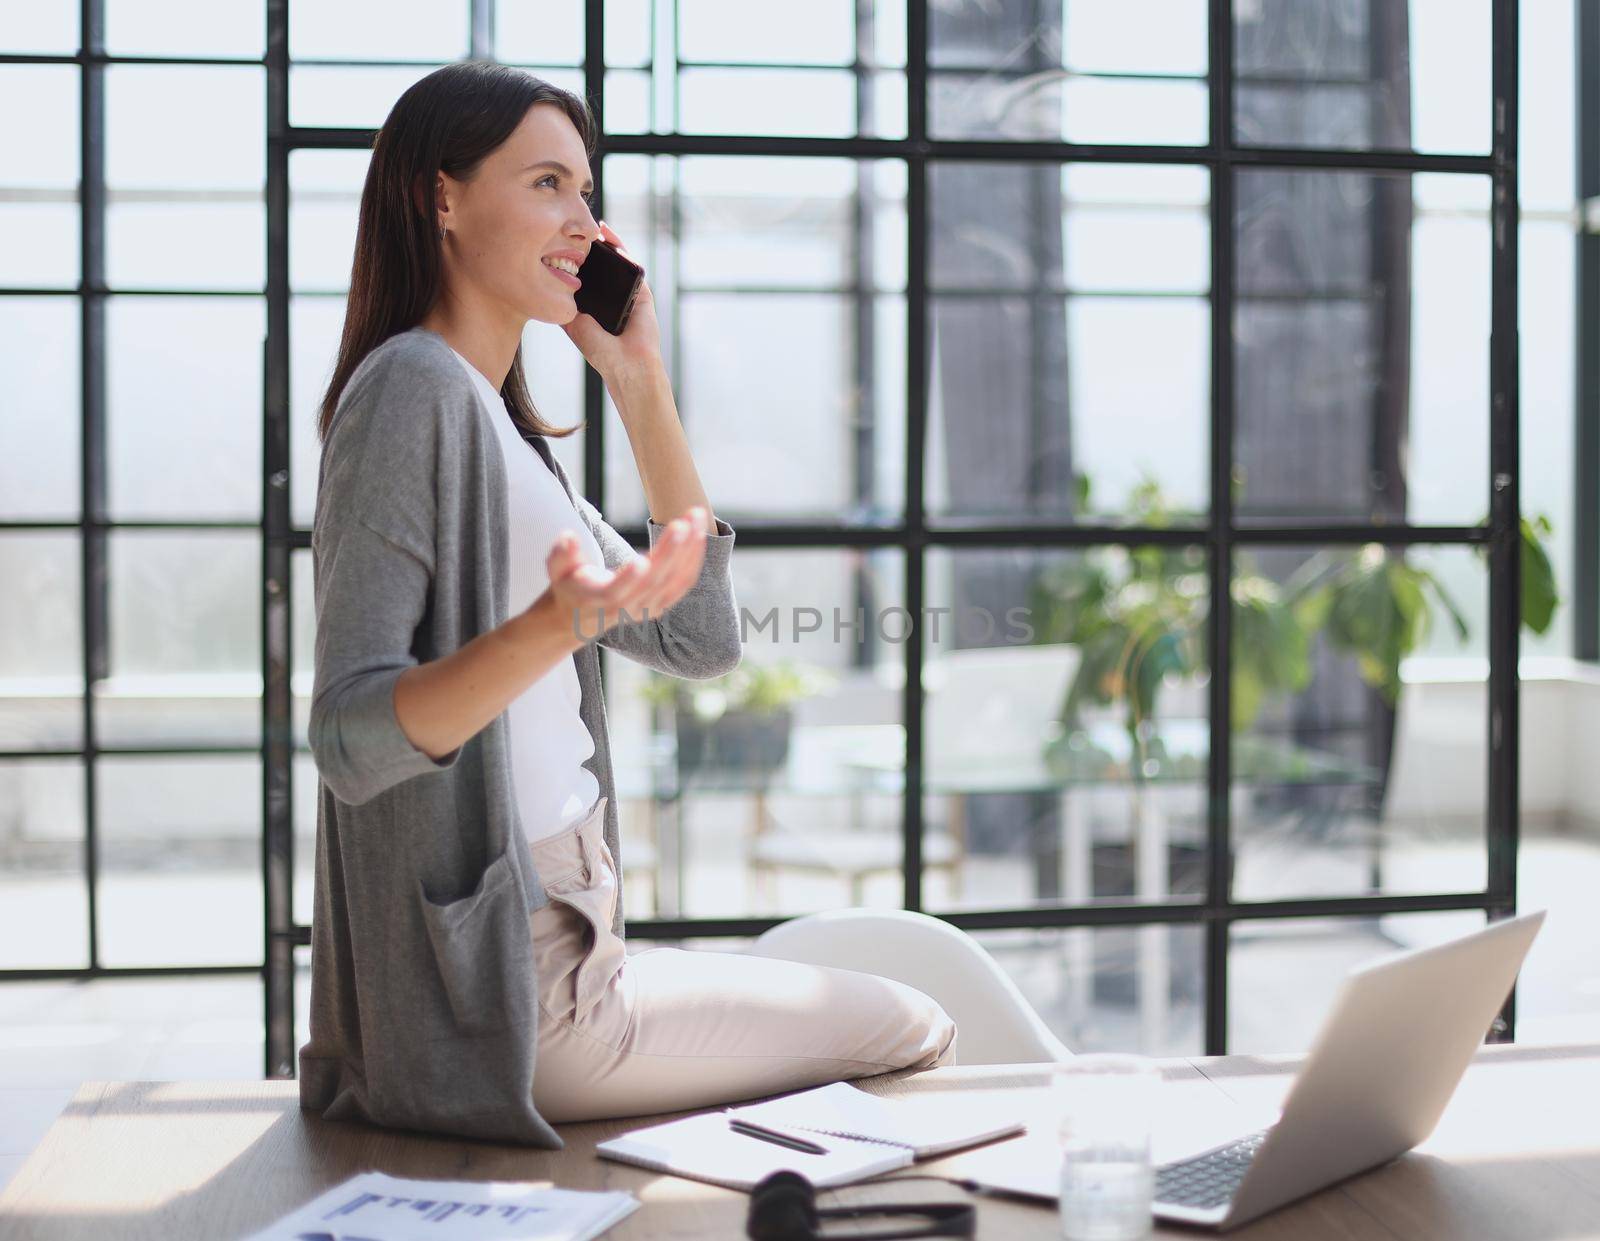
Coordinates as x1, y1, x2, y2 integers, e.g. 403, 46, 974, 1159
435, 102, 599, 327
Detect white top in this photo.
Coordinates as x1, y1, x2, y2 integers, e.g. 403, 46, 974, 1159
449, 347, 603, 843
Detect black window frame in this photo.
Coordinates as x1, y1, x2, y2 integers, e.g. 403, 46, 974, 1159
0, 0, 1540, 1079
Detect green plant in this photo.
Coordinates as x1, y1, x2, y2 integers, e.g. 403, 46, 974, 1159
638, 659, 835, 720
1031, 476, 1560, 751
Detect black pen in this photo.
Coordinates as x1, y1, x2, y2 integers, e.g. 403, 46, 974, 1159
728, 1117, 830, 1156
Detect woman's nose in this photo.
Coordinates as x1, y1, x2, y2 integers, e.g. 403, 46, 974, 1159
570, 204, 600, 241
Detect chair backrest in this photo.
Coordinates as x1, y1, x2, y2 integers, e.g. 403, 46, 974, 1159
923, 643, 1080, 773
752, 909, 1074, 1064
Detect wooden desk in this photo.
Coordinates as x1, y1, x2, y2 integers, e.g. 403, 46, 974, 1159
2, 1044, 1596, 1240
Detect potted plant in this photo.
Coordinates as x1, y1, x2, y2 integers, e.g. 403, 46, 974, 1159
639, 660, 835, 779
1025, 475, 1559, 913
1031, 476, 1558, 754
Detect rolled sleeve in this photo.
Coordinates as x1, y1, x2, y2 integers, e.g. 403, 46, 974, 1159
568, 492, 743, 680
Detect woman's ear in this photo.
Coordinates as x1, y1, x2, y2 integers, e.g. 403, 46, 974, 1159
414, 171, 453, 233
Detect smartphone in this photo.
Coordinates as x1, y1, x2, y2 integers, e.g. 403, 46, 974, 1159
574, 238, 644, 336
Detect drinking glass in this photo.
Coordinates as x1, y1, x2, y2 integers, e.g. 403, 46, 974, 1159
1055, 1054, 1159, 1241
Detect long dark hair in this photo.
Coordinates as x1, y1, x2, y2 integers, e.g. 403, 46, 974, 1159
318, 60, 595, 442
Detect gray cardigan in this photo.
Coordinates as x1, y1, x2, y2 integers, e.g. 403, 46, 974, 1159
298, 326, 741, 1146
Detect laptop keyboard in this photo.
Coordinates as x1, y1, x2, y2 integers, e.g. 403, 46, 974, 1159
1154, 1129, 1270, 1210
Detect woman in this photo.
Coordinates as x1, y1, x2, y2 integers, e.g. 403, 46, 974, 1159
298, 61, 954, 1145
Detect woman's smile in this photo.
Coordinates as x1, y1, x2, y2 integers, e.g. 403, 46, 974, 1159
542, 254, 583, 289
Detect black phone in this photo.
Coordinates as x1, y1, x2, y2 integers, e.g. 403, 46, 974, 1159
574, 238, 644, 336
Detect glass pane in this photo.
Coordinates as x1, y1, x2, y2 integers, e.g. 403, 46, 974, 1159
1518, 218, 1574, 659
294, 751, 317, 925
105, 0, 263, 58
107, 296, 264, 521
293, 549, 315, 918
0, 758, 88, 969
1231, 544, 1488, 902
601, 151, 906, 524
929, 163, 1210, 524
0, 202, 78, 289
0, 534, 83, 751
866, 70, 907, 141
607, 548, 904, 919
2, 6, 78, 53
929, 0, 1207, 144
105, 66, 264, 291
875, 0, 907, 67
0, 66, 79, 289
1519, 0, 1576, 213
98, 532, 262, 749
290, 149, 366, 293
495, 0, 584, 64
96, 755, 262, 967
678, 293, 876, 517
0, 297, 80, 520
932, 73, 1207, 146
679, 68, 856, 138
1234, 170, 1490, 526
109, 202, 264, 291
106, 67, 262, 190
679, 0, 854, 64
1234, 0, 1491, 154
931, 163, 1209, 295
974, 926, 1204, 1056
1515, 9, 1578, 662
1229, 911, 1485, 1052
289, 65, 443, 129
926, 547, 1209, 913
290, 0, 467, 61
290, 295, 345, 528
1064, 164, 1210, 294
604, 69, 652, 132
292, 548, 313, 748
604, 0, 652, 67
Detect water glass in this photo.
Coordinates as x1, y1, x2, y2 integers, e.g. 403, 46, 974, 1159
1055, 1054, 1159, 1241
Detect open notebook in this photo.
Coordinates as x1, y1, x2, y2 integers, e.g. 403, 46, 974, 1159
596, 1081, 1026, 1191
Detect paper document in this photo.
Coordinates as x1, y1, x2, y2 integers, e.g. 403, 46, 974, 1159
596, 1079, 1027, 1191
731, 1080, 1026, 1158
239, 1171, 638, 1241
595, 1109, 913, 1190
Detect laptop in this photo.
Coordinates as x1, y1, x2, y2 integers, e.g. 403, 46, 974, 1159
1151, 910, 1545, 1230
954, 912, 1545, 1230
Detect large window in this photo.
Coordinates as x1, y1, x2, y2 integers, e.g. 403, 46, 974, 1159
3, 1, 1580, 1076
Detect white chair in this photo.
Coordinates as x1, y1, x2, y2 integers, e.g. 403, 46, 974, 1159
749, 908, 1074, 1065
923, 642, 1081, 776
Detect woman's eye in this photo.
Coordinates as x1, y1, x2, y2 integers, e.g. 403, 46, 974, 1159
534, 174, 594, 209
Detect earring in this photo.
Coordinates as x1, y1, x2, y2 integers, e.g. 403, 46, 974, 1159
439, 225, 447, 241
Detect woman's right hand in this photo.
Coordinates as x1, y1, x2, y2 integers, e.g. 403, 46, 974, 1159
540, 506, 709, 645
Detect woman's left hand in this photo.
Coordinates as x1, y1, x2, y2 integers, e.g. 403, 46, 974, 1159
562, 221, 664, 387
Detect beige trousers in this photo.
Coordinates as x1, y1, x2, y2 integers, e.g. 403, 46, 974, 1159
528, 794, 958, 1124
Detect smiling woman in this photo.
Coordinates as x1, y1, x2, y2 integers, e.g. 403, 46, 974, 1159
298, 60, 971, 1147
317, 61, 593, 443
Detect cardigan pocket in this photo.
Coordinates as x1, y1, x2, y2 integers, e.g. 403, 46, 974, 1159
417, 850, 530, 1036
